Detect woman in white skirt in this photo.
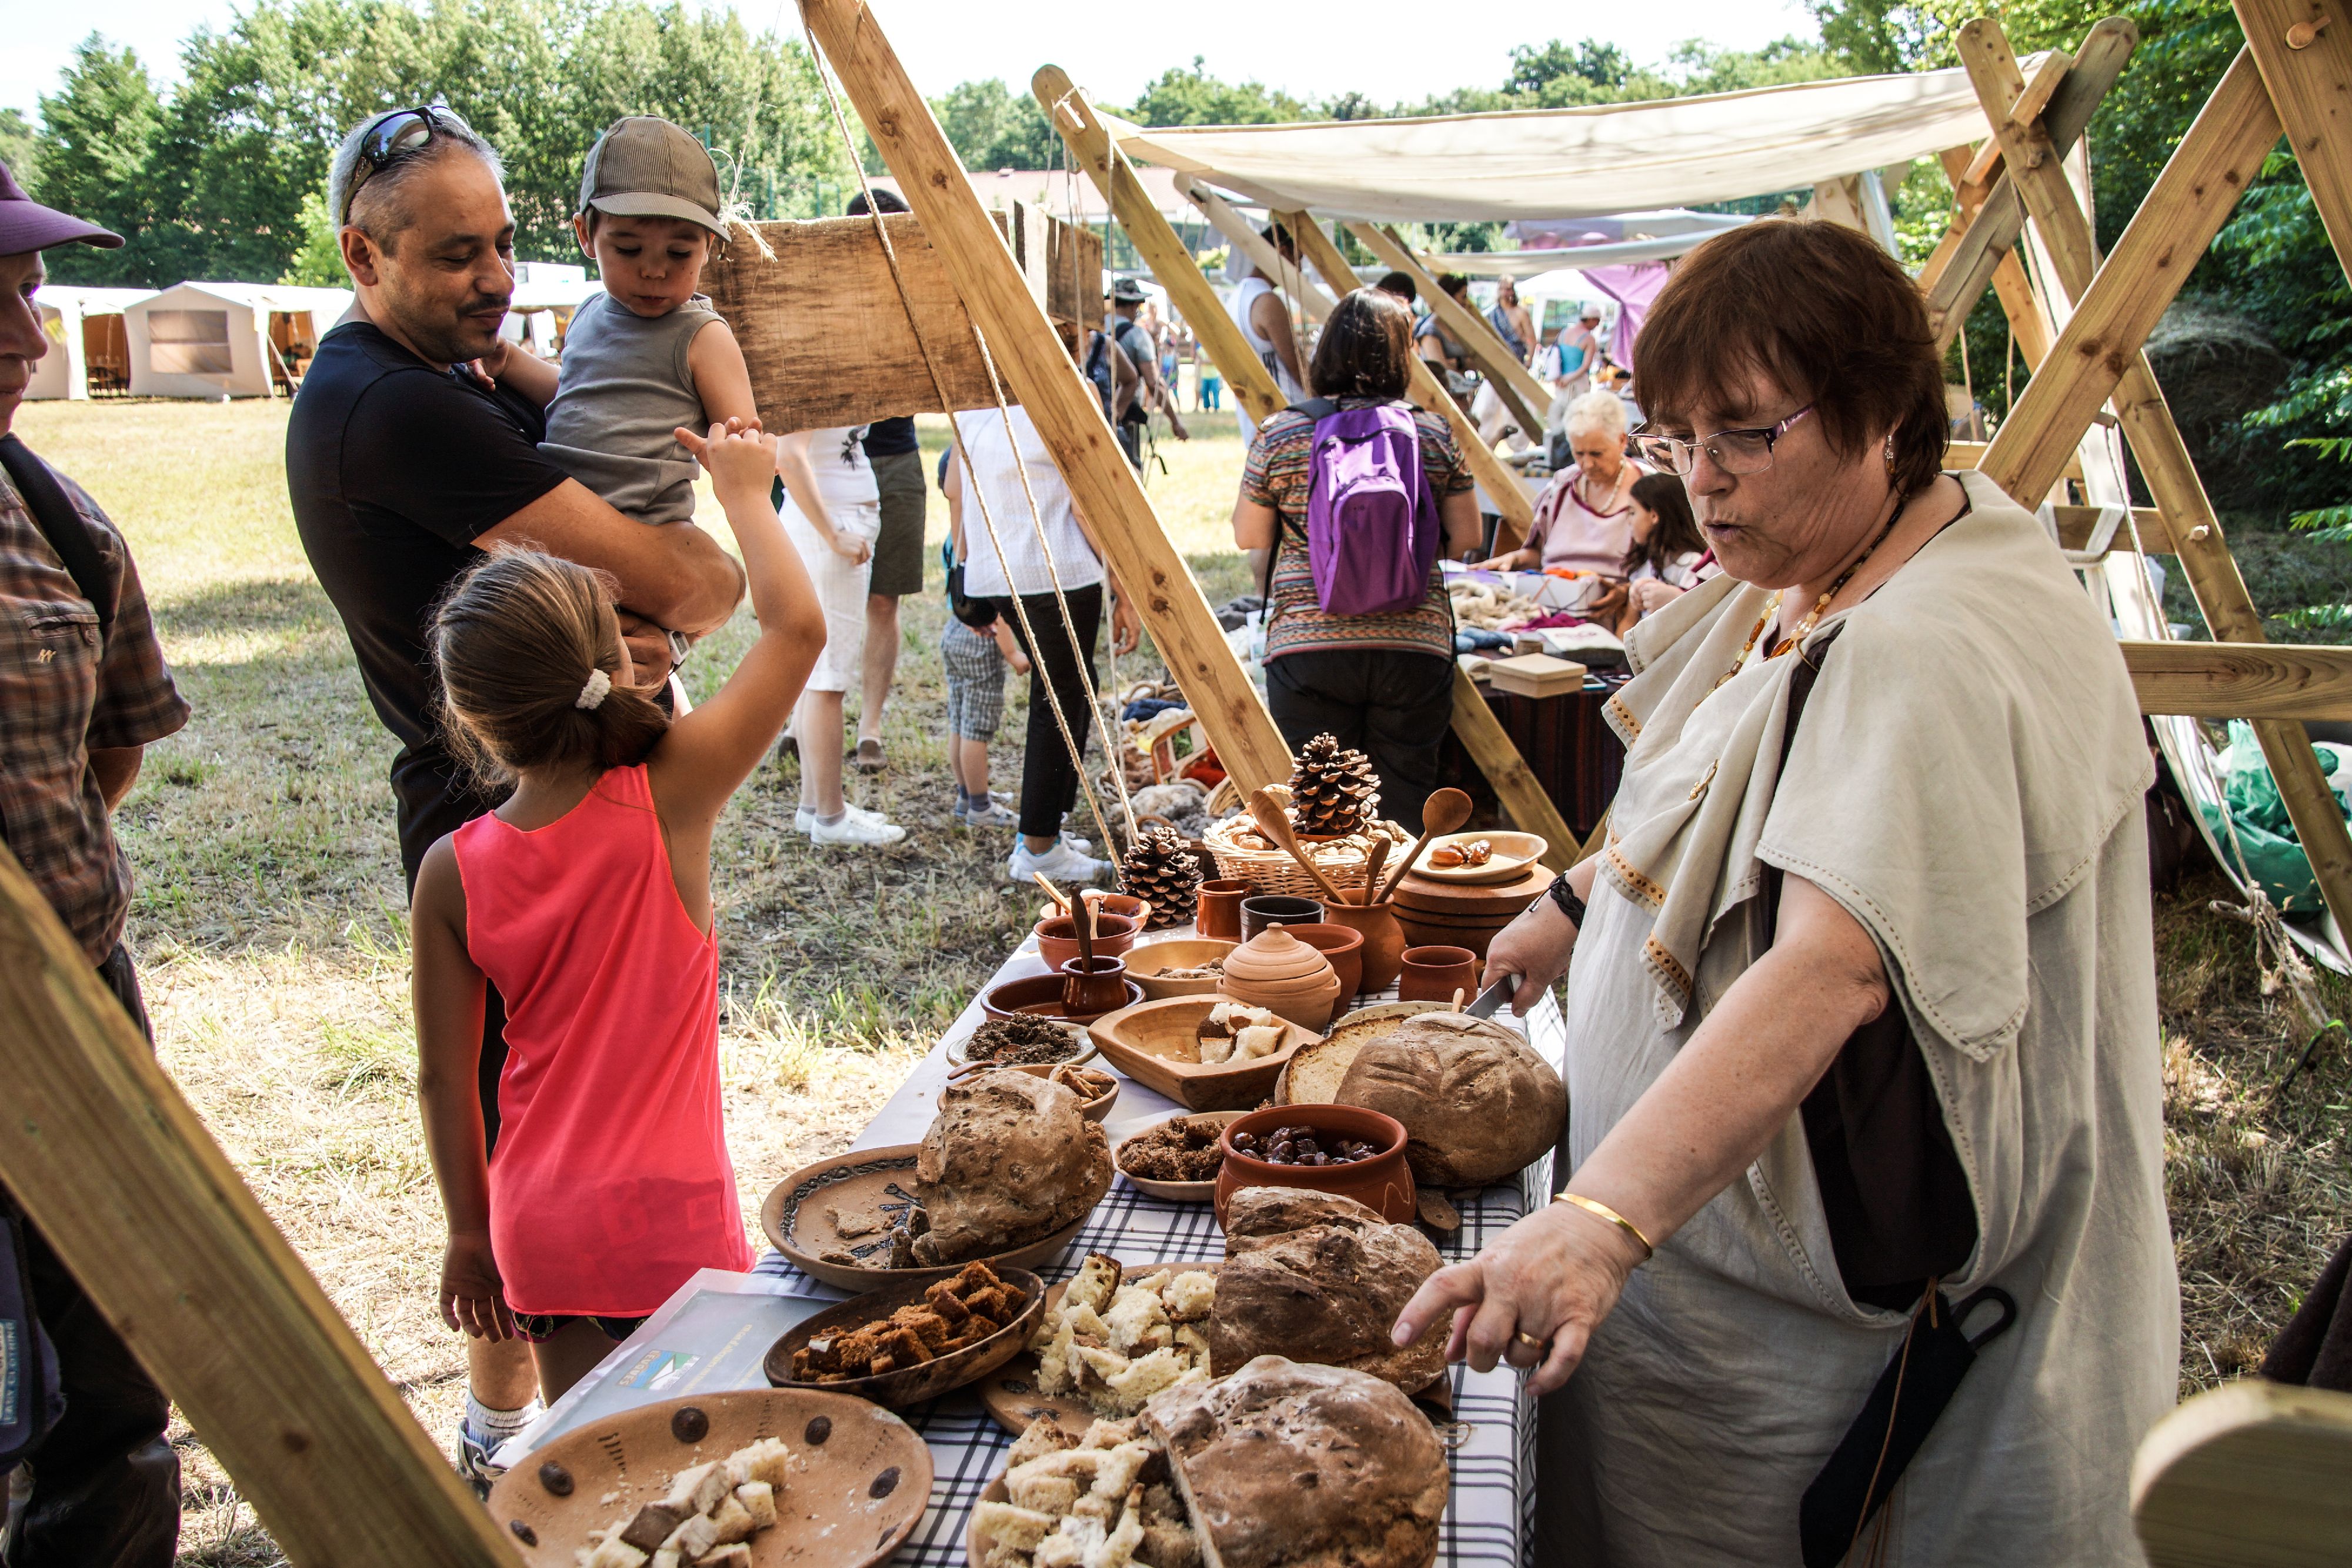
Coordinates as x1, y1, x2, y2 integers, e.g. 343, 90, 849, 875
778, 425, 906, 847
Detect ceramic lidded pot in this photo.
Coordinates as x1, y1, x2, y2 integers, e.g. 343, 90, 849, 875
1320, 895, 1406, 991
1196, 879, 1251, 942
1217, 927, 1344, 1031
1397, 945, 1479, 1004
1284, 923, 1364, 1005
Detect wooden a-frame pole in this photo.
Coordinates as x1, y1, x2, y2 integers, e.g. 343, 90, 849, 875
805, 9, 1288, 796
1345, 222, 1552, 444
1177, 178, 1332, 324
1964, 14, 2352, 933
0, 843, 520, 1567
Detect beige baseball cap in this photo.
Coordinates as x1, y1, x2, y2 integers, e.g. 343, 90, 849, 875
577, 116, 725, 236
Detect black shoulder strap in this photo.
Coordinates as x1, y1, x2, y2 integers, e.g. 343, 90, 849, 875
0, 435, 112, 644
1287, 397, 1339, 421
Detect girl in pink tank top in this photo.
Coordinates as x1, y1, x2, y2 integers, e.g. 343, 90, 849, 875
410, 422, 826, 1400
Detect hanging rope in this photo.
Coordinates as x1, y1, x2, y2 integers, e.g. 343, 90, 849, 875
805, 31, 1135, 868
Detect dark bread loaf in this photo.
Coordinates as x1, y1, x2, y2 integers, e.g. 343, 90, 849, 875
912, 1070, 1110, 1265
1208, 1188, 1446, 1393
1332, 1012, 1565, 1187
1143, 1355, 1446, 1568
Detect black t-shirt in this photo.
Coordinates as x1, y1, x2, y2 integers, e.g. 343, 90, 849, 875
286, 321, 571, 885
862, 415, 919, 459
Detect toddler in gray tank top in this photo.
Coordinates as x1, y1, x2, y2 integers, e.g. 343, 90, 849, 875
538, 115, 758, 525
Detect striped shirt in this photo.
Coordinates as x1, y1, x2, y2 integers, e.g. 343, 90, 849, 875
1240, 400, 1472, 662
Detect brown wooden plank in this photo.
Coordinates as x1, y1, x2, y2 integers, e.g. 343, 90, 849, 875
1349, 221, 1552, 440
0, 845, 519, 1567
2133, 1380, 2352, 1567
1976, 50, 2281, 505
2235, 0, 2352, 284
1934, 146, 2056, 369
810, 23, 1292, 793
1451, 667, 1580, 871
2050, 503, 2176, 552
2126, 639, 2352, 719
1179, 180, 1332, 322
1287, 213, 1540, 550
1960, 19, 2104, 301
1034, 69, 1287, 430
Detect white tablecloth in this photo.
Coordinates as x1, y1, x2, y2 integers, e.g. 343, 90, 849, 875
515, 929, 1564, 1568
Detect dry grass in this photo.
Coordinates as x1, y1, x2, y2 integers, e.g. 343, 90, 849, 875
10, 396, 2346, 1559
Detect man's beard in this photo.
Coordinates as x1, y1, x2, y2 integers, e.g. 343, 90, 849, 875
385, 277, 508, 365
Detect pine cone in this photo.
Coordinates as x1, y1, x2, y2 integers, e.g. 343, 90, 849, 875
1288, 733, 1380, 837
1122, 824, 1203, 930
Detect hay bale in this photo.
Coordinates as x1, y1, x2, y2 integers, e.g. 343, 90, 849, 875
2142, 302, 2287, 509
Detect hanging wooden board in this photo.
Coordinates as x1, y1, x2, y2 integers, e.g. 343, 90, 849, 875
700, 205, 1100, 433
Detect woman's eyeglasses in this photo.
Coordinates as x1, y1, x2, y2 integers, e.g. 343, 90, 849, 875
341, 106, 454, 225
1632, 405, 1813, 477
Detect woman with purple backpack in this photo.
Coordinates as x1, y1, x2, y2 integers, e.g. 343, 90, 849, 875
1232, 288, 1483, 820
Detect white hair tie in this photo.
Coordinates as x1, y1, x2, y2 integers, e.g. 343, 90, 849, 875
575, 668, 612, 710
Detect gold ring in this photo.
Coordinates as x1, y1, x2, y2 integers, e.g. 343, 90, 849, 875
1513, 1331, 1547, 1352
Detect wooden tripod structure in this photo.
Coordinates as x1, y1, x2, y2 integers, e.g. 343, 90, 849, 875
12, 8, 2352, 1565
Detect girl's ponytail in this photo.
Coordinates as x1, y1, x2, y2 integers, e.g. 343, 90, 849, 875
432, 547, 672, 786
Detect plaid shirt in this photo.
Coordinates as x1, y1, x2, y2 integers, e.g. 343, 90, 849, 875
0, 453, 188, 962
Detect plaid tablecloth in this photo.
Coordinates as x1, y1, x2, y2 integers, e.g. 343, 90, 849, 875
532, 933, 1564, 1568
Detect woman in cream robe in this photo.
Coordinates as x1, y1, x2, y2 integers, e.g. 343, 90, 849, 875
1392, 221, 2177, 1564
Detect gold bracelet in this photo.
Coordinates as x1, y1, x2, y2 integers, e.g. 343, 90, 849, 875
1553, 1192, 1654, 1260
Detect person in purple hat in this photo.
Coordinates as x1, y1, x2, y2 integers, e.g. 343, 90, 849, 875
0, 158, 188, 1567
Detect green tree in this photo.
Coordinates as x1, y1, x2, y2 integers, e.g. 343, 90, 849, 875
1505, 39, 1635, 100
0, 109, 38, 189
931, 78, 1059, 171
1120, 58, 1310, 126
29, 36, 168, 286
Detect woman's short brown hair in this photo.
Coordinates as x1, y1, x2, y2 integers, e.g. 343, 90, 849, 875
1636, 220, 1949, 496
432, 547, 669, 785
1309, 287, 1415, 401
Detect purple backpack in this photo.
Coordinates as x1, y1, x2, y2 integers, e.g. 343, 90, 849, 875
1289, 399, 1441, 616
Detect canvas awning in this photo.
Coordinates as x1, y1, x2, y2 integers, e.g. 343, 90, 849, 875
1419, 215, 1752, 277
1098, 60, 2036, 222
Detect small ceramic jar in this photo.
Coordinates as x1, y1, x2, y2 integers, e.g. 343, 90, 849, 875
1217, 926, 1343, 1030
1196, 879, 1252, 941
1397, 945, 1479, 1005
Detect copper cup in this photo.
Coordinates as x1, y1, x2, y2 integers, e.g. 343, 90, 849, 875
1196, 878, 1250, 941
1397, 945, 1479, 1004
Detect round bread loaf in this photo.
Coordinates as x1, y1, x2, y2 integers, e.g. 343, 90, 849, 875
1208, 1188, 1446, 1392
911, 1070, 1110, 1265
1332, 1012, 1566, 1188
1143, 1355, 1447, 1568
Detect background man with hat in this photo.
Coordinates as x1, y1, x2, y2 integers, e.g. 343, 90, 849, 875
1109, 276, 1186, 469
284, 104, 746, 1487
0, 158, 188, 1568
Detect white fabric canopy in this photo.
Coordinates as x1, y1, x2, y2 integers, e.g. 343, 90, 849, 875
1420, 219, 1750, 277
1099, 61, 2030, 222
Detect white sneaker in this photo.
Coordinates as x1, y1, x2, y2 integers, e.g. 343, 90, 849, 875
1009, 838, 1112, 886
809, 810, 908, 847
795, 802, 890, 834
959, 798, 1020, 830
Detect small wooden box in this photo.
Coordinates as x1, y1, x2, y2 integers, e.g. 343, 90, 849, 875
1486, 653, 1588, 699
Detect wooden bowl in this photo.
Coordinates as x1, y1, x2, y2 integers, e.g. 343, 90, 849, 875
943, 1018, 1097, 1070
1108, 1109, 1247, 1202
1125, 937, 1237, 1000
761, 1144, 1099, 1292
486, 1389, 929, 1568
1412, 830, 1548, 885
979, 972, 1144, 1026
1215, 1105, 1416, 1227
1086, 995, 1317, 1111
975, 1260, 1223, 1437
942, 1061, 1118, 1122
763, 1267, 1045, 1409
1033, 911, 1139, 970
1273, 1003, 1446, 1105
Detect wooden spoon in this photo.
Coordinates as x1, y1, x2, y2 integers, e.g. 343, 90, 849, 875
1376, 787, 1475, 903
1247, 788, 1347, 904
1073, 890, 1097, 973
1357, 836, 1393, 906
1034, 872, 1071, 913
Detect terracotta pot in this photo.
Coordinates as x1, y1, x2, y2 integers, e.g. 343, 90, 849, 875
1239, 894, 1323, 943
1035, 911, 1138, 970
1397, 945, 1479, 1005
981, 972, 1143, 1025
1217, 927, 1343, 1031
1039, 892, 1150, 929
1321, 896, 1406, 992
1213, 1104, 1416, 1227
1196, 879, 1250, 942
1061, 955, 1133, 1017
1394, 910, 1515, 960
1283, 923, 1363, 1006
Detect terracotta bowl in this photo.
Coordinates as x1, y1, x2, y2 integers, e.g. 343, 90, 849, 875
1213, 1104, 1416, 1227
979, 972, 1144, 1026
1035, 892, 1150, 929
762, 1144, 1102, 1292
1397, 945, 1480, 1005
1394, 909, 1518, 960
1124, 937, 1237, 1000
942, 1019, 1096, 1070
1282, 923, 1364, 1005
1033, 911, 1138, 970
763, 1267, 1046, 1409
1108, 1108, 1249, 1202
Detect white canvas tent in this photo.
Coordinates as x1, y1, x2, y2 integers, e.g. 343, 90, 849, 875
26, 286, 153, 401
123, 282, 355, 399
1097, 59, 2041, 222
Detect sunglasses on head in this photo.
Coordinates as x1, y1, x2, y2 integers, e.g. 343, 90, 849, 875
341, 106, 456, 225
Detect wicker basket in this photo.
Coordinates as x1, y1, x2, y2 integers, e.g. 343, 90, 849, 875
1202, 793, 1407, 899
